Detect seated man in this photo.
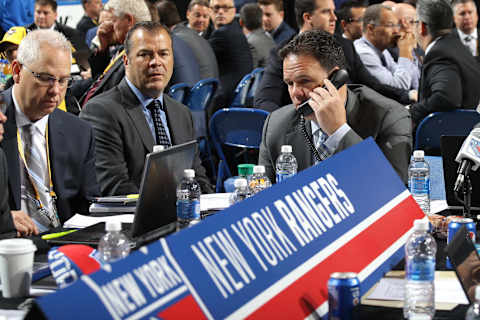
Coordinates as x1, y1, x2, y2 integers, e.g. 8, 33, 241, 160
410, 0, 480, 126
185, 0, 213, 39
76, 0, 102, 37
80, 22, 213, 196
258, 30, 412, 184
354, 4, 419, 90
337, 0, 366, 41
0, 30, 99, 235
452, 0, 479, 58
258, 0, 295, 44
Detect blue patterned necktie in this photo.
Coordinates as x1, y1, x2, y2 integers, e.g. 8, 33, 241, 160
314, 128, 331, 161
147, 99, 171, 147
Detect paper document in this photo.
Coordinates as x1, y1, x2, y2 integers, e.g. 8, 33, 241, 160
0, 309, 26, 320
367, 277, 468, 304
63, 214, 134, 229
200, 193, 232, 211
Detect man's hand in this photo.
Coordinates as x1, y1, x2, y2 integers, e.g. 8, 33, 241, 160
11, 210, 38, 236
307, 79, 347, 136
398, 31, 416, 60
97, 20, 115, 52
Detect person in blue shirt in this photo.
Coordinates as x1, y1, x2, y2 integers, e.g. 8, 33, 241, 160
0, 0, 34, 37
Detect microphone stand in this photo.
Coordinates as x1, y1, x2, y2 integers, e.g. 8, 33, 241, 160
462, 175, 472, 219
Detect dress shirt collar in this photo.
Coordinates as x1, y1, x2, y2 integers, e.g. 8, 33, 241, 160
358, 36, 385, 59
12, 86, 49, 136
425, 36, 442, 56
125, 77, 164, 109
457, 28, 477, 41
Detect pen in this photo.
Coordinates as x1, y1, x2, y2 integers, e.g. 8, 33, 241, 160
41, 229, 77, 240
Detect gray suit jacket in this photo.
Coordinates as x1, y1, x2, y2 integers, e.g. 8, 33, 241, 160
259, 85, 412, 184
80, 79, 213, 196
247, 29, 276, 68
172, 24, 219, 80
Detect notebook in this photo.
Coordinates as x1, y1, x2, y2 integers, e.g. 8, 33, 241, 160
440, 135, 480, 213
48, 140, 197, 248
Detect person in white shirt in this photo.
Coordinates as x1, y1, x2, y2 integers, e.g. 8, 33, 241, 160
453, 0, 479, 57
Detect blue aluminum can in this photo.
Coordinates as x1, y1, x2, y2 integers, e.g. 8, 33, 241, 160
447, 217, 476, 268
328, 272, 360, 320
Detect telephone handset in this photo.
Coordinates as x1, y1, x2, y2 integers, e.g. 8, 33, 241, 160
297, 69, 350, 117
297, 69, 349, 162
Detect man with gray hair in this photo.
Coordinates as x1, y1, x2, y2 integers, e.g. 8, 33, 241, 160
354, 4, 419, 90
0, 29, 99, 235
410, 0, 480, 126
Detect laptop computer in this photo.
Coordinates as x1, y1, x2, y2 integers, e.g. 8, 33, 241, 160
440, 135, 480, 213
446, 225, 479, 303
48, 140, 198, 248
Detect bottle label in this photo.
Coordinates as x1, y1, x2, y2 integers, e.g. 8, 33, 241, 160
176, 199, 200, 220
410, 177, 430, 195
406, 257, 435, 281
276, 172, 294, 183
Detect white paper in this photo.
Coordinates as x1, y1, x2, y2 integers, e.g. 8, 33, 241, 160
0, 309, 26, 320
63, 213, 134, 229
200, 193, 232, 211
430, 200, 448, 214
367, 277, 468, 304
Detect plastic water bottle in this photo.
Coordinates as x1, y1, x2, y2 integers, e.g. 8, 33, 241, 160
466, 286, 480, 320
249, 165, 272, 195
97, 221, 131, 263
409, 150, 430, 215
275, 145, 298, 183
404, 219, 437, 320
230, 178, 249, 204
176, 169, 201, 228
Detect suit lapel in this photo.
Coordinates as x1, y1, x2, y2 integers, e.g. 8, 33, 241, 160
119, 80, 155, 152
47, 110, 66, 197
163, 95, 185, 145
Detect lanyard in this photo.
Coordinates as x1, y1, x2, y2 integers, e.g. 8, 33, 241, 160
16, 123, 56, 208
103, 49, 125, 75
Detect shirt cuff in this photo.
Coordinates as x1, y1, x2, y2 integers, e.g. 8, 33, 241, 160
324, 123, 351, 153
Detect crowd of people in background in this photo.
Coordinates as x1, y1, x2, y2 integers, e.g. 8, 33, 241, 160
0, 0, 479, 236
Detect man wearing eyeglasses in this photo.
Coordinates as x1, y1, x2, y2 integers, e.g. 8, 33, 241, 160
353, 4, 419, 91
207, 0, 253, 116
0, 29, 99, 235
337, 0, 366, 41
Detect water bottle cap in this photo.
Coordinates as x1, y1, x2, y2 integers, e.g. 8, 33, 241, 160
184, 169, 195, 178
106, 221, 121, 231
253, 165, 265, 174
281, 145, 292, 153
153, 145, 165, 152
413, 150, 425, 159
413, 219, 428, 231
238, 164, 255, 176
475, 285, 480, 300
234, 178, 247, 187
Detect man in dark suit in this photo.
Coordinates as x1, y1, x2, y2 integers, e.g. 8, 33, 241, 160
452, 0, 479, 58
410, 0, 480, 126
80, 22, 212, 196
27, 0, 89, 56
258, 0, 296, 44
76, 0, 102, 38
254, 0, 415, 113
258, 30, 412, 184
0, 110, 16, 236
0, 30, 99, 235
185, 0, 213, 38
208, 0, 253, 113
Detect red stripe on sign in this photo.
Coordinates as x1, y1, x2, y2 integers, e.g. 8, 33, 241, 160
157, 294, 207, 320
246, 196, 423, 319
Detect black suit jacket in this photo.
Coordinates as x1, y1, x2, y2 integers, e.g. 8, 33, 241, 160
80, 79, 213, 196
76, 15, 97, 37
0, 149, 15, 235
410, 32, 480, 125
254, 34, 411, 113
0, 88, 99, 223
26, 21, 89, 54
209, 21, 253, 107
452, 28, 480, 58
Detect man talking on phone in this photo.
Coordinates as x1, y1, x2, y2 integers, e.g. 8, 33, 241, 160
258, 30, 412, 184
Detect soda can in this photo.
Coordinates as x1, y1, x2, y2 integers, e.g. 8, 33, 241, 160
447, 217, 476, 268
328, 272, 360, 320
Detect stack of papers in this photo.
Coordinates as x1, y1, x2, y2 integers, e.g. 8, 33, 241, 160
63, 214, 134, 229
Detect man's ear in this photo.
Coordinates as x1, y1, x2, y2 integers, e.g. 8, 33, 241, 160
303, 12, 312, 26
11, 60, 22, 84
123, 53, 128, 67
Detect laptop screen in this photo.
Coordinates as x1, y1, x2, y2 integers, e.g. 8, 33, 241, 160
131, 140, 197, 237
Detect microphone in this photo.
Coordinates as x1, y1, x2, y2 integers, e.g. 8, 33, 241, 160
454, 126, 480, 193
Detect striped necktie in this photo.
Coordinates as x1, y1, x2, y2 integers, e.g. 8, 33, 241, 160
147, 100, 171, 147
313, 128, 331, 161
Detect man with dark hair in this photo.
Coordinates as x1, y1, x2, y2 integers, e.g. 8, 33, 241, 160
80, 22, 212, 196
27, 0, 89, 55
258, 30, 412, 184
156, 0, 219, 79
337, 0, 366, 41
410, 0, 480, 126
254, 0, 416, 113
185, 0, 213, 38
354, 4, 419, 90
77, 0, 102, 37
452, 0, 479, 58
258, 0, 296, 44
239, 3, 276, 68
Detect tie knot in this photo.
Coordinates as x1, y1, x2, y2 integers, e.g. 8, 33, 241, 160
148, 99, 164, 112
465, 35, 473, 42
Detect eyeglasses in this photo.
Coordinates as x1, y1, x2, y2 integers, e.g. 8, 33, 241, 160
211, 5, 234, 12
22, 64, 72, 88
374, 23, 401, 29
